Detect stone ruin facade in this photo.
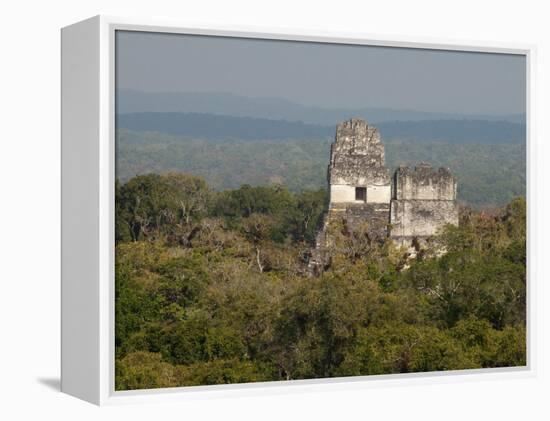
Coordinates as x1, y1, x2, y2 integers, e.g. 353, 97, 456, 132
309, 118, 458, 271
391, 163, 458, 243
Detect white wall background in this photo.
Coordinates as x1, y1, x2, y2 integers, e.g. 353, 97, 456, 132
0, 0, 548, 419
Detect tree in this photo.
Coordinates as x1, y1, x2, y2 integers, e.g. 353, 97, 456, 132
116, 173, 212, 242
337, 324, 474, 376
241, 213, 276, 273
286, 189, 328, 243
116, 352, 177, 390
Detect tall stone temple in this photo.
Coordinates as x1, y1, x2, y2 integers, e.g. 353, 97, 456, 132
310, 118, 459, 271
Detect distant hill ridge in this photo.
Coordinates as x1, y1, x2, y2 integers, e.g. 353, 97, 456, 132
117, 90, 526, 125
116, 112, 526, 144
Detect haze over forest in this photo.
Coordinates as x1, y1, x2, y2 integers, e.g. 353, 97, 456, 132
117, 89, 526, 125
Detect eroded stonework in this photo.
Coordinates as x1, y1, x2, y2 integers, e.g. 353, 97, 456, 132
329, 119, 389, 184
309, 118, 459, 272
391, 164, 459, 245
328, 119, 392, 205
393, 164, 457, 201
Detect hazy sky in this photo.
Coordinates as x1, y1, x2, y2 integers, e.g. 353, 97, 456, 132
116, 30, 526, 115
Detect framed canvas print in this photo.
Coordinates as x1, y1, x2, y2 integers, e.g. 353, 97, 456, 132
61, 16, 534, 405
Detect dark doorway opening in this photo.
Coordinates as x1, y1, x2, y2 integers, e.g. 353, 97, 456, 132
355, 187, 366, 202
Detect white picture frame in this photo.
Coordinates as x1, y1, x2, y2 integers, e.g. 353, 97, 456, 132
61, 15, 536, 406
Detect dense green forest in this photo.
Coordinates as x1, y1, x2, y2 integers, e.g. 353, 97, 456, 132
115, 173, 526, 390
116, 129, 525, 208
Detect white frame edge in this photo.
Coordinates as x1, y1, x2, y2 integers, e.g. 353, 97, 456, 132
61, 16, 101, 404
60, 14, 536, 406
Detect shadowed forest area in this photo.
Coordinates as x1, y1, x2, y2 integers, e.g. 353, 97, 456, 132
115, 173, 526, 390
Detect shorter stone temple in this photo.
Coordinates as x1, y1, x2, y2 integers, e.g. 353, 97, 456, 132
310, 118, 458, 270
390, 163, 458, 244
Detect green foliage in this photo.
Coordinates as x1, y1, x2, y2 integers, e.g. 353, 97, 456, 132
337, 324, 475, 376
115, 172, 212, 242
402, 253, 525, 329
212, 184, 327, 245
116, 129, 525, 208
212, 184, 295, 218
116, 352, 178, 390
115, 174, 526, 390
175, 358, 276, 386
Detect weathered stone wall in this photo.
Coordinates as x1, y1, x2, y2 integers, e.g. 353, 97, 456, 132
393, 163, 457, 201
335, 203, 391, 237
390, 199, 459, 237
330, 184, 391, 204
390, 163, 458, 239
366, 185, 392, 203
328, 118, 391, 192
329, 162, 391, 187
331, 118, 385, 166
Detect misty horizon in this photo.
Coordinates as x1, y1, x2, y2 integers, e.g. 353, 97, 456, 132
116, 30, 526, 116
116, 88, 526, 118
